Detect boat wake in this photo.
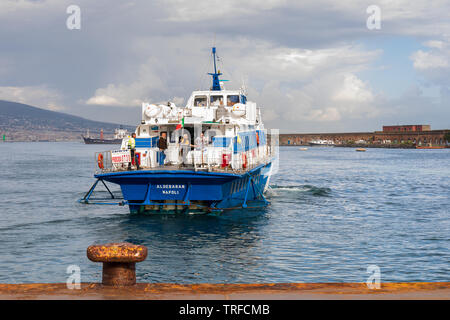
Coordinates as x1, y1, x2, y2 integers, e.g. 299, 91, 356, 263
268, 185, 331, 197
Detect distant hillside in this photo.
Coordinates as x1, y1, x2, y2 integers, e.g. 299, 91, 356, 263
0, 100, 134, 141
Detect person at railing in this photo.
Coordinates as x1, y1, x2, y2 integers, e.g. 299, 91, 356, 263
194, 132, 208, 151
194, 132, 208, 165
158, 132, 167, 166
180, 133, 194, 167
127, 133, 139, 170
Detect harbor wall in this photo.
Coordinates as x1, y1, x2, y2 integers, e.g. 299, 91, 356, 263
280, 130, 450, 147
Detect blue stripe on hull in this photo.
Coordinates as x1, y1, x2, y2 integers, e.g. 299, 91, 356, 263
95, 162, 272, 213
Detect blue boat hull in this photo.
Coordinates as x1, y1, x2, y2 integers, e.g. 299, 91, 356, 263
94, 162, 273, 214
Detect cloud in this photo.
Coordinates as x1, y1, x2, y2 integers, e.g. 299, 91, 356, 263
163, 0, 288, 22
423, 40, 445, 49
0, 57, 12, 76
0, 0, 67, 19
255, 72, 379, 125
84, 36, 381, 130
86, 94, 124, 106
332, 74, 374, 103
85, 55, 173, 107
411, 50, 449, 70
0, 85, 65, 111
0, 0, 42, 16
1, 0, 450, 132
220, 41, 381, 126
411, 37, 450, 88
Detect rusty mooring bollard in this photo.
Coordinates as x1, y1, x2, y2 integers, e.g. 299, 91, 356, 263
87, 242, 148, 286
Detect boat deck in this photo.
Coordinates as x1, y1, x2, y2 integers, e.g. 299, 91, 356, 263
97, 160, 272, 176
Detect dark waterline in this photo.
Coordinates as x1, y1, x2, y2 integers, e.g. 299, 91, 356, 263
0, 142, 448, 283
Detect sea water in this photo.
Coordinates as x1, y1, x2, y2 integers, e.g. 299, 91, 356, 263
0, 142, 448, 283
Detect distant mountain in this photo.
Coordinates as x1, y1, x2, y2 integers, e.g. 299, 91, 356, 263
0, 100, 134, 141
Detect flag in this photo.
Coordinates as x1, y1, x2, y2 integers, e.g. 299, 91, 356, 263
175, 118, 184, 130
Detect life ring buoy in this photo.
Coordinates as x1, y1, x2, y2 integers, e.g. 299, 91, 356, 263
242, 153, 247, 169
97, 153, 104, 169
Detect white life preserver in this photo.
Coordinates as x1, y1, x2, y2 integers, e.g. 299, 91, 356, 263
232, 103, 246, 117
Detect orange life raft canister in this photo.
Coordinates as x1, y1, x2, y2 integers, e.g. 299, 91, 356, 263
242, 153, 247, 169
97, 153, 104, 169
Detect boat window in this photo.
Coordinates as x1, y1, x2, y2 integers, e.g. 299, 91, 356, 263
210, 95, 224, 106
240, 95, 247, 104
227, 95, 239, 106
194, 96, 208, 107
205, 129, 219, 144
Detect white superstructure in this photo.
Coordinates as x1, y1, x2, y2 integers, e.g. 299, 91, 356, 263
116, 87, 271, 171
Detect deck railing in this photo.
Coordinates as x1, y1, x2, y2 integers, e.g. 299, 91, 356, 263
95, 136, 277, 174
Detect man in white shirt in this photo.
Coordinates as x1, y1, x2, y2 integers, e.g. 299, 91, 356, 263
194, 132, 208, 151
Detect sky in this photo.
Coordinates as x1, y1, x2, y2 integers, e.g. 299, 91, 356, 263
0, 0, 449, 133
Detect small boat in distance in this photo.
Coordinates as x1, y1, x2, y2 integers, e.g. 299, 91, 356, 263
82, 128, 128, 144
308, 139, 335, 146
356, 148, 366, 152
416, 143, 446, 149
299, 147, 308, 151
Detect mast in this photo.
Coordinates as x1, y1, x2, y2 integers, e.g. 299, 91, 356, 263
208, 47, 222, 91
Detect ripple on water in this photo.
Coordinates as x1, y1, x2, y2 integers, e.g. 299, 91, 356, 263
0, 143, 449, 283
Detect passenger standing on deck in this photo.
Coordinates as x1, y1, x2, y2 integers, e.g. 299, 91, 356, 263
180, 133, 193, 166
194, 132, 208, 165
194, 132, 208, 151
158, 132, 168, 166
128, 133, 139, 170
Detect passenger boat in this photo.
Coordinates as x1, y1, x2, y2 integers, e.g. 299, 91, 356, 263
80, 47, 276, 214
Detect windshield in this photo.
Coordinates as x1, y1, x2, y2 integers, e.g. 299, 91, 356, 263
194, 96, 207, 107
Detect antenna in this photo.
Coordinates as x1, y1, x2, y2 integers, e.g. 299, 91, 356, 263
208, 47, 222, 90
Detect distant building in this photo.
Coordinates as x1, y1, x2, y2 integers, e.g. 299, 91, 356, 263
382, 125, 430, 132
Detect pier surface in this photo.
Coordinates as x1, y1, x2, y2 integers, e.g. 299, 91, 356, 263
0, 282, 449, 300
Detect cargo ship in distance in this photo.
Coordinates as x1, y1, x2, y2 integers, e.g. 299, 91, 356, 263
82, 128, 128, 144
80, 47, 277, 214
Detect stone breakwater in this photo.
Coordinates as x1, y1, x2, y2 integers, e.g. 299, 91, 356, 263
280, 130, 449, 147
